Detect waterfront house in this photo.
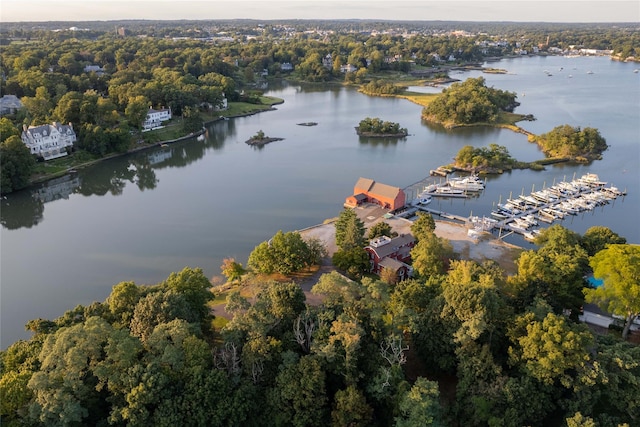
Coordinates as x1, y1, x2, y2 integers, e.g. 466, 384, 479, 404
0, 95, 23, 116
345, 177, 406, 210
142, 107, 172, 131
364, 234, 415, 280
21, 122, 76, 160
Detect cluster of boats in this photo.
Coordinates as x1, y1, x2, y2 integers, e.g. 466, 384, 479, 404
490, 173, 626, 241
415, 174, 486, 201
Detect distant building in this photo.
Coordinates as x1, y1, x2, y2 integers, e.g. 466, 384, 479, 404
281, 62, 294, 71
345, 177, 406, 210
0, 95, 23, 115
340, 64, 358, 73
83, 65, 105, 75
142, 107, 172, 131
21, 122, 76, 160
364, 234, 415, 280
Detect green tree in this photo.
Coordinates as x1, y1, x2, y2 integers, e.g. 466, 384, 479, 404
335, 208, 366, 251
52, 91, 83, 125
394, 377, 443, 427
266, 354, 329, 427
106, 280, 142, 327
332, 247, 371, 279
129, 290, 198, 342
162, 266, 214, 323
585, 244, 640, 340
580, 226, 627, 257
27, 317, 115, 426
368, 221, 398, 240
331, 385, 374, 427
1, 135, 36, 194
410, 212, 436, 241
410, 231, 454, 278
221, 257, 245, 282
509, 310, 593, 388
125, 95, 150, 129
248, 230, 315, 275
0, 117, 20, 142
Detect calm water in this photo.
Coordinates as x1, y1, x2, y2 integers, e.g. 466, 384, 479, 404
1, 56, 638, 347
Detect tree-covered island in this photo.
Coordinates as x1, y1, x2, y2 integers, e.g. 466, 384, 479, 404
421, 77, 526, 128
355, 117, 408, 137
530, 124, 608, 162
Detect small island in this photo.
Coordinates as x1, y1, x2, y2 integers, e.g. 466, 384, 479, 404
421, 77, 523, 129
297, 122, 318, 126
530, 124, 608, 162
245, 130, 284, 146
355, 117, 408, 137
450, 143, 527, 174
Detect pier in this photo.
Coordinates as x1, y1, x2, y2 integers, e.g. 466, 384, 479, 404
401, 172, 626, 242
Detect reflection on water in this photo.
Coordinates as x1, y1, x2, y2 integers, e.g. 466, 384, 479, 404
0, 120, 234, 230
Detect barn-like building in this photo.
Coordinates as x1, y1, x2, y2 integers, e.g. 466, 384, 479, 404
364, 234, 415, 281
344, 177, 406, 210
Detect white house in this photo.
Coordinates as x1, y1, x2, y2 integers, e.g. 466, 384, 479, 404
142, 107, 172, 131
21, 122, 76, 160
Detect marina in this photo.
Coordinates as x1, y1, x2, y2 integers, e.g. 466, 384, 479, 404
404, 172, 626, 242
485, 173, 625, 240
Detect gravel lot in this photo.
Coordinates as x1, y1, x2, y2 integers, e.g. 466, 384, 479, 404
299, 203, 523, 273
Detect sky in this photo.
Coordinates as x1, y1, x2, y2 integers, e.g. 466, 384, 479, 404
0, 0, 638, 23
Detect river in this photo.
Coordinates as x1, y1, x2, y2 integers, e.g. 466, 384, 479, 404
1, 55, 638, 348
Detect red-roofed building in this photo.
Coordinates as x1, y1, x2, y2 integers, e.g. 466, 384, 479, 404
364, 234, 415, 280
345, 177, 406, 210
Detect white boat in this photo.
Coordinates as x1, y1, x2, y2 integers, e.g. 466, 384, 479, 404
448, 177, 485, 192
519, 194, 542, 206
521, 214, 538, 226
512, 218, 532, 229
419, 196, 433, 205
578, 173, 607, 187
434, 186, 464, 195
448, 174, 485, 191
491, 210, 509, 220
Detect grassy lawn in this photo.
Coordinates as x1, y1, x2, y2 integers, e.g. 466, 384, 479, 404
397, 90, 439, 108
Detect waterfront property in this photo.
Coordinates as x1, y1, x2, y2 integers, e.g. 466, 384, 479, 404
364, 234, 415, 280
21, 122, 76, 160
345, 177, 406, 210
142, 107, 172, 131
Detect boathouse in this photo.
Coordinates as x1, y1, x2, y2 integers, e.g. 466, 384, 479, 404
345, 177, 406, 210
364, 234, 415, 280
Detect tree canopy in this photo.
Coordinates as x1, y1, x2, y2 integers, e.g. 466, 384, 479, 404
533, 124, 608, 159
422, 77, 517, 126
585, 244, 640, 340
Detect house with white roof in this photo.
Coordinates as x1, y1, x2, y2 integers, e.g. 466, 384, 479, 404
21, 122, 76, 160
142, 107, 172, 131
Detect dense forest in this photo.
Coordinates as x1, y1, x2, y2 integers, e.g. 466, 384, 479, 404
1, 215, 638, 426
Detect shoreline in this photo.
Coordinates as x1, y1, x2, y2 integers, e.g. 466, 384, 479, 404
27, 104, 283, 188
